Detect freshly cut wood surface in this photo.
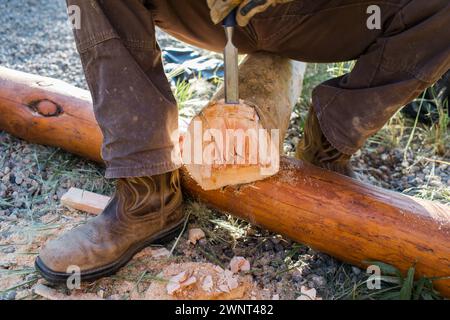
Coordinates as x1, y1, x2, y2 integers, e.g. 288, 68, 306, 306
0, 66, 449, 297
183, 101, 276, 190
184, 53, 306, 190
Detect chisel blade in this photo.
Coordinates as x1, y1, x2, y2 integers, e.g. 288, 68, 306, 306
224, 26, 239, 104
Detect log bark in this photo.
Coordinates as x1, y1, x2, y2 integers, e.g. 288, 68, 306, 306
184, 54, 306, 190
0, 66, 449, 297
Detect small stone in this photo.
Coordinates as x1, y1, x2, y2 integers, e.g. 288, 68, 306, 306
270, 236, 281, 245
310, 275, 326, 287
15, 176, 23, 185
409, 166, 419, 173
263, 241, 274, 251
2, 290, 16, 300
0, 259, 16, 268
1, 174, 10, 184
97, 290, 105, 299
429, 180, 441, 187
376, 146, 385, 153
274, 244, 284, 252
2, 246, 15, 254
25, 274, 36, 282
351, 266, 361, 275
291, 269, 303, 282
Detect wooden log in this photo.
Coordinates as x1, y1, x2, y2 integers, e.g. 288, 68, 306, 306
184, 54, 306, 190
0, 66, 449, 297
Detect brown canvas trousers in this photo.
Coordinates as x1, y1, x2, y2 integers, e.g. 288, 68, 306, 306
66, 0, 450, 178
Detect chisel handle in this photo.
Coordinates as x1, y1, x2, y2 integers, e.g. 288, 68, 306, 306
222, 9, 237, 27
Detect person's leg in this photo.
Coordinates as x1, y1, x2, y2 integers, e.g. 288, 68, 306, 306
36, 0, 185, 283
249, 0, 450, 173
152, 0, 450, 176
312, 0, 449, 156
70, 0, 182, 178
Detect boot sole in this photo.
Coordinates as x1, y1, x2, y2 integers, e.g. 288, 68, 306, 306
35, 219, 185, 284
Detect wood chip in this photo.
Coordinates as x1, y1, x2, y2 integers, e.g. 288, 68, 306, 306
150, 247, 170, 258
229, 256, 251, 273
166, 271, 197, 295
201, 275, 214, 292
296, 286, 318, 300
218, 284, 230, 293
187, 228, 206, 245
61, 187, 110, 215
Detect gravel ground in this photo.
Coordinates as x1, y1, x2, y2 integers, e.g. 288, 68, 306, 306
0, 0, 86, 88
0, 0, 448, 300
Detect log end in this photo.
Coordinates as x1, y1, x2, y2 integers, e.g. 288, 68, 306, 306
183, 100, 280, 190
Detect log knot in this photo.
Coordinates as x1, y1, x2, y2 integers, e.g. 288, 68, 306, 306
30, 99, 62, 117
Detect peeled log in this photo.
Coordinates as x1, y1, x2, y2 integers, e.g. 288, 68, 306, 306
0, 67, 102, 162
184, 54, 306, 190
0, 67, 449, 297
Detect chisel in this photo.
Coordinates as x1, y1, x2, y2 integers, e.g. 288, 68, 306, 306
222, 9, 239, 104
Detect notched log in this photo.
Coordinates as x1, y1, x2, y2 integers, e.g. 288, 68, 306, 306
184, 53, 306, 190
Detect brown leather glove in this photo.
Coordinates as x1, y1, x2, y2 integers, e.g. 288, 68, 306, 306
207, 0, 294, 27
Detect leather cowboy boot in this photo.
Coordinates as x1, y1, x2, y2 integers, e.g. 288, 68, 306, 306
35, 170, 184, 283
296, 107, 356, 178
